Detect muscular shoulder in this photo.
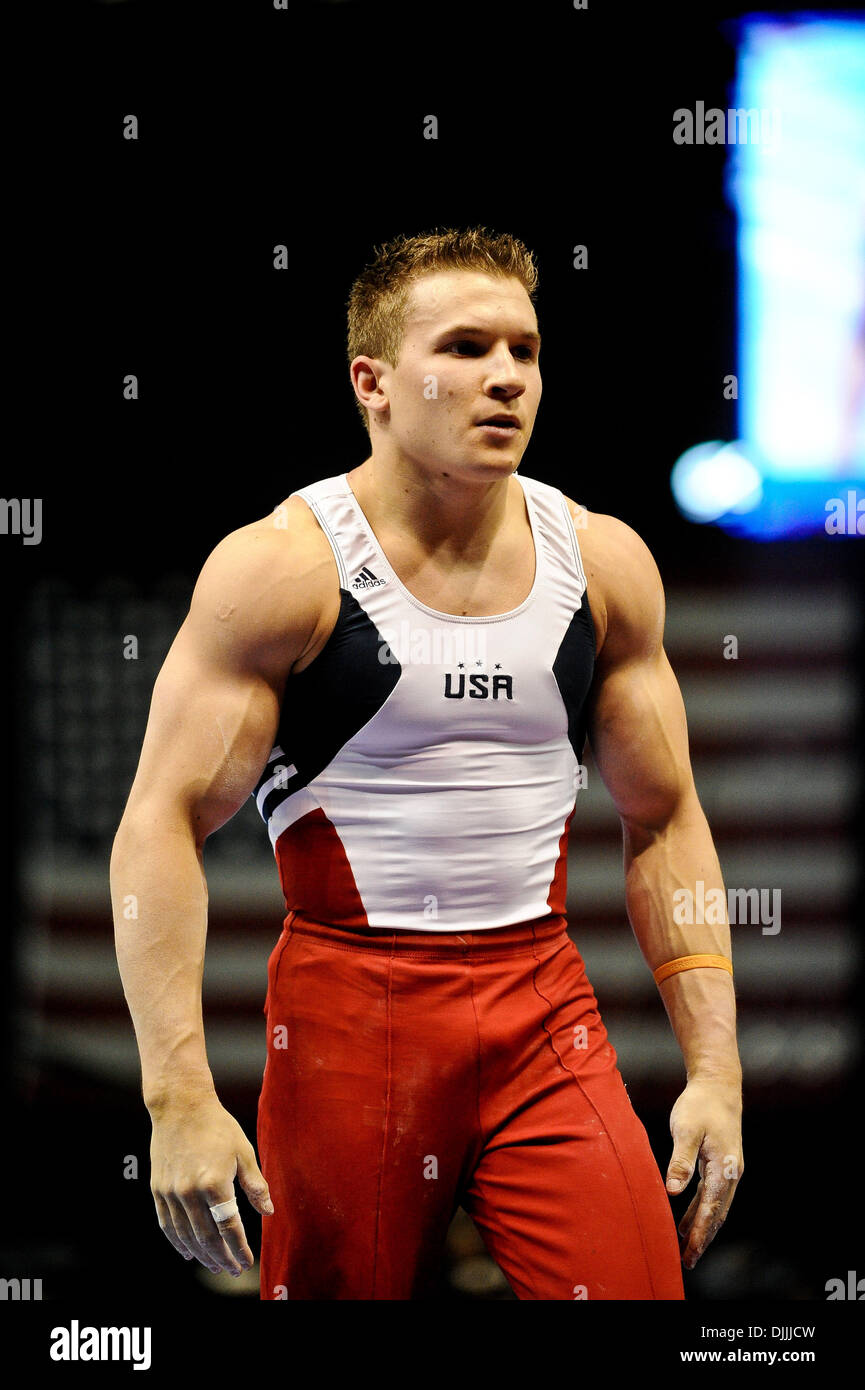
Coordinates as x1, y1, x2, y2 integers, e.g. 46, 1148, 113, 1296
562, 497, 665, 663
186, 493, 339, 679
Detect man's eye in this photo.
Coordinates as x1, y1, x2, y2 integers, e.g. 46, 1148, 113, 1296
444, 341, 536, 360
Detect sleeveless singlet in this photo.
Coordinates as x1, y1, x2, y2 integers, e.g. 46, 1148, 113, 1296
251, 471, 596, 931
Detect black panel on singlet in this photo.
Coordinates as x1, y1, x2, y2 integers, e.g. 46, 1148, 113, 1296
552, 586, 597, 763
254, 589, 402, 823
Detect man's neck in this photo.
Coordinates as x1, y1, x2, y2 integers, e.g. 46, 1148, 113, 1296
347, 452, 522, 558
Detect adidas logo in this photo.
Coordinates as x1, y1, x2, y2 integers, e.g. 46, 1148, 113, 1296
351, 566, 387, 589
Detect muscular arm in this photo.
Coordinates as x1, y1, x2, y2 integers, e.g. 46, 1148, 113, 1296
571, 503, 743, 1268
110, 503, 335, 1273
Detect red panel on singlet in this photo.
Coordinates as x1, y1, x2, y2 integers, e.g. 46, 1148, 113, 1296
274, 806, 370, 929
546, 807, 574, 917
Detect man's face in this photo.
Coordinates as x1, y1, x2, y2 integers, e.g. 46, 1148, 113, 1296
362, 269, 542, 480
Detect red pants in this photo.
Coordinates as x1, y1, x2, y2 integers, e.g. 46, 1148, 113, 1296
257, 911, 685, 1300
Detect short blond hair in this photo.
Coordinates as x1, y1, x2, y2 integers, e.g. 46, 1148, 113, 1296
346, 227, 539, 435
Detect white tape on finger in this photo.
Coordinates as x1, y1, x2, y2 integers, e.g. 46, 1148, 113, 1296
209, 1198, 239, 1224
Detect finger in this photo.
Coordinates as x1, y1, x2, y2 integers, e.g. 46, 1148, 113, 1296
680, 1169, 733, 1268
165, 1193, 226, 1274
666, 1128, 702, 1194
676, 1156, 705, 1237
688, 1172, 738, 1246
186, 1193, 246, 1275
201, 1195, 255, 1273
236, 1145, 275, 1217
152, 1192, 194, 1262
677, 1186, 703, 1243
676, 1152, 737, 1250
682, 1208, 726, 1269
210, 1212, 253, 1272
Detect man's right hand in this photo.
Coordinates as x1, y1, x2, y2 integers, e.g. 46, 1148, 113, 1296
148, 1092, 274, 1276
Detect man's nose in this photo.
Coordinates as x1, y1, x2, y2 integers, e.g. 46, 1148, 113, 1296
485, 349, 525, 394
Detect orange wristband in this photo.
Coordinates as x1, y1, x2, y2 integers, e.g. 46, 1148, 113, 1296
652, 953, 733, 986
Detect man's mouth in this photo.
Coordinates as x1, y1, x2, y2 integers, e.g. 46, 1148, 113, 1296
476, 415, 520, 431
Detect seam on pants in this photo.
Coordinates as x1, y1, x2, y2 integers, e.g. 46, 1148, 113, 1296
529, 933, 661, 1299
371, 939, 395, 1299
465, 943, 485, 1151
467, 945, 542, 1301
270, 913, 297, 999
284, 936, 556, 962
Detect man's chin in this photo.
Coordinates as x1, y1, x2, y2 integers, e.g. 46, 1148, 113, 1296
445, 449, 524, 479
397, 446, 524, 485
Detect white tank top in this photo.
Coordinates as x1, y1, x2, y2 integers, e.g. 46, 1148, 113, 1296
252, 471, 596, 931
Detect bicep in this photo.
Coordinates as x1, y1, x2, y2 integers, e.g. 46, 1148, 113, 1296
119, 616, 282, 846
585, 645, 696, 832
116, 519, 333, 844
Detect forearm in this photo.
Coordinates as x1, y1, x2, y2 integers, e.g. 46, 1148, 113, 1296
110, 813, 217, 1112
623, 794, 741, 1082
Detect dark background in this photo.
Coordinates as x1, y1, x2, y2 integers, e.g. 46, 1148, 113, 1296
2, 0, 863, 1342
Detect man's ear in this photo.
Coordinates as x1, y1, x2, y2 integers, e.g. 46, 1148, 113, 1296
349, 356, 389, 420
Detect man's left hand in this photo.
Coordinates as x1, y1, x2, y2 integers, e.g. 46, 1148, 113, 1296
665, 1076, 744, 1269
